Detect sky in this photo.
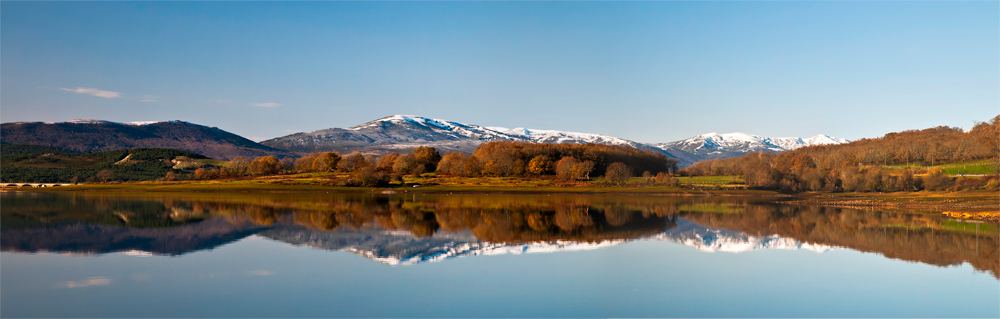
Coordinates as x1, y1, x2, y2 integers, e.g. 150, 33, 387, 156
2, 2, 997, 143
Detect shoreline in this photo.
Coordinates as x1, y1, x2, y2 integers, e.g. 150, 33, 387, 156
4, 180, 997, 223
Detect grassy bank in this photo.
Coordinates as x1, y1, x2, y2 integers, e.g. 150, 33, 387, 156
7, 179, 998, 223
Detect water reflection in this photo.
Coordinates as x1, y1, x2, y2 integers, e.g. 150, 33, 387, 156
2, 191, 997, 278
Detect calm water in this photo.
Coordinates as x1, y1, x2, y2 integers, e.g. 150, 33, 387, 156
2, 191, 997, 318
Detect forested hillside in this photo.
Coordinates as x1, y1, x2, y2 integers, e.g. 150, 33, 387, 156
680, 115, 1000, 192
1, 120, 290, 160
1, 144, 214, 183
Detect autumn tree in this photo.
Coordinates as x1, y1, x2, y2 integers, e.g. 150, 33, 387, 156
338, 153, 371, 172
555, 157, 581, 181
393, 154, 418, 175
322, 152, 342, 172
249, 156, 283, 176
376, 153, 400, 171
527, 155, 554, 175
605, 162, 632, 184
351, 165, 391, 187
464, 155, 483, 176
194, 168, 210, 180
436, 153, 468, 176
226, 156, 251, 177
574, 161, 595, 180
412, 146, 443, 172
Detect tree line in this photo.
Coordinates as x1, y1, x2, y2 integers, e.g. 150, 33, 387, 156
437, 141, 677, 181
189, 141, 680, 186
679, 115, 1000, 192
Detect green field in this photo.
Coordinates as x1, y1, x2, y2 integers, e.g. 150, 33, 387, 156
676, 175, 743, 185
886, 159, 999, 175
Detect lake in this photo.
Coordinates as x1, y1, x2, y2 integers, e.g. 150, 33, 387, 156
2, 191, 997, 318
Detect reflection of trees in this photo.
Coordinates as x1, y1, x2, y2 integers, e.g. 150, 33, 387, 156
680, 205, 1000, 279
287, 201, 676, 243
7, 192, 995, 279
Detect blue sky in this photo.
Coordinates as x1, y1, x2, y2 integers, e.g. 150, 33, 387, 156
2, 2, 997, 142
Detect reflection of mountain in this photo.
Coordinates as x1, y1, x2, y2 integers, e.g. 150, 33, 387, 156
0, 218, 270, 256
2, 192, 995, 278
260, 226, 628, 266
655, 219, 836, 253
261, 219, 837, 265
680, 207, 999, 278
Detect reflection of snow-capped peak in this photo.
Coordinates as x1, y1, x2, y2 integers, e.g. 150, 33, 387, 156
347, 239, 625, 266
324, 220, 837, 266
650, 219, 837, 253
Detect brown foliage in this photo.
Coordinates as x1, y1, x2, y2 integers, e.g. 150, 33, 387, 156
411, 146, 443, 172
680, 115, 1000, 193
249, 156, 282, 176
527, 155, 554, 175
604, 162, 633, 184
337, 153, 371, 172
468, 141, 675, 178
376, 153, 399, 171
225, 156, 251, 177
436, 153, 468, 176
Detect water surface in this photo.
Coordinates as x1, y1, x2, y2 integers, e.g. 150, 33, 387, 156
2, 192, 997, 318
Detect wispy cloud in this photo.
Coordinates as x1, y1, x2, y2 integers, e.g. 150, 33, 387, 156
54, 277, 111, 289
140, 95, 158, 102
254, 102, 282, 107
60, 87, 121, 99
248, 270, 274, 276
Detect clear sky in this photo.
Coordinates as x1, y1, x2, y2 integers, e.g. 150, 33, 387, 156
2, 2, 997, 143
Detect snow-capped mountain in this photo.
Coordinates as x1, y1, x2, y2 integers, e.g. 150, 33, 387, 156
652, 132, 850, 166
261, 115, 644, 155
261, 115, 848, 166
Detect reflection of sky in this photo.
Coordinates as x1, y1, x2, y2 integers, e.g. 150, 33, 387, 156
2, 236, 997, 318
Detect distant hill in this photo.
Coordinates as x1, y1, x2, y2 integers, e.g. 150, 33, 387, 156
1, 120, 290, 160
262, 115, 848, 167
1, 145, 215, 183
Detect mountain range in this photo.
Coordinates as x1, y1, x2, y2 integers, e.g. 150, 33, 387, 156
260, 115, 849, 166
1, 115, 848, 166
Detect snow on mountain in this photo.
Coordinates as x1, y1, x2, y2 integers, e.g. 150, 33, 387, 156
47, 119, 176, 126
652, 132, 850, 166
349, 115, 636, 146
260, 114, 850, 166
347, 115, 519, 141
353, 115, 848, 153
492, 126, 636, 146
262, 115, 643, 154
